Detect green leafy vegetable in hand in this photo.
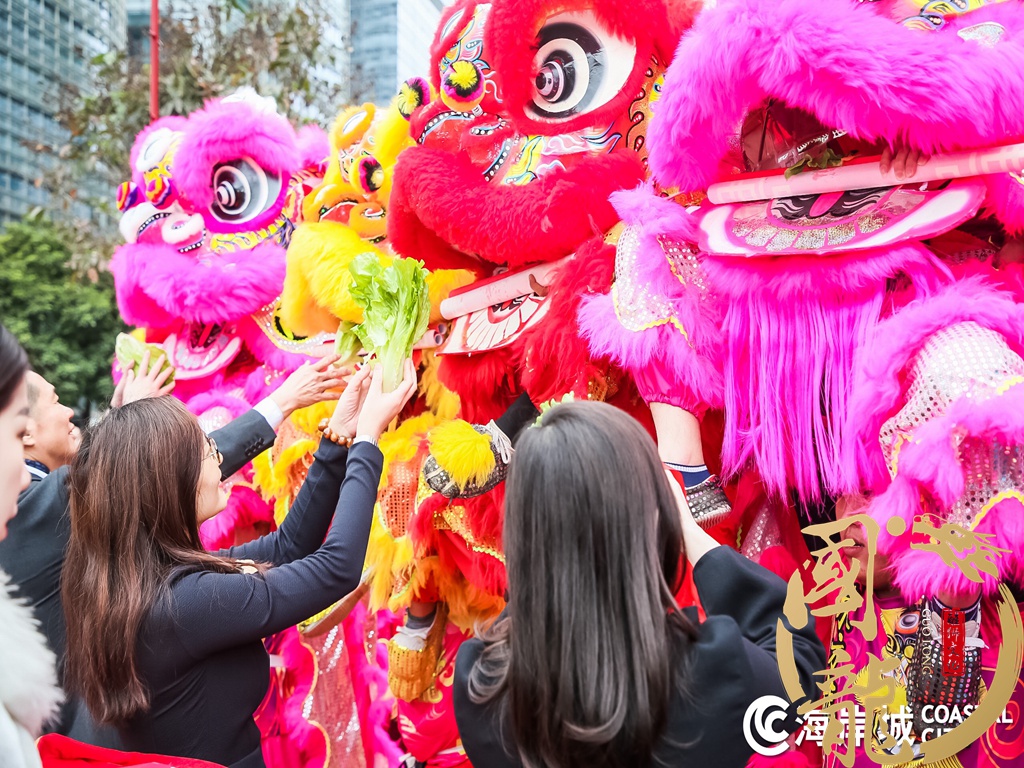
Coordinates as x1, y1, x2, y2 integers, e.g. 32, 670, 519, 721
348, 253, 430, 392
334, 321, 362, 368
784, 147, 846, 179
114, 333, 176, 383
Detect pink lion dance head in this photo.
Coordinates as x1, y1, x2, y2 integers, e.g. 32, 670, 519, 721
112, 89, 332, 421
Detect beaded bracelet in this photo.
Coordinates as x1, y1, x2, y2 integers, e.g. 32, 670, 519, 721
318, 418, 354, 447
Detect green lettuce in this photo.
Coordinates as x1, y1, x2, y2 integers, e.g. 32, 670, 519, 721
347, 253, 430, 392
333, 321, 362, 368
114, 333, 175, 383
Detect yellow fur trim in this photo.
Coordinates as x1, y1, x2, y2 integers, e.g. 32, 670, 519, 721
378, 412, 440, 483
425, 269, 476, 325
397, 557, 505, 632
419, 351, 460, 420
280, 223, 391, 333
290, 402, 335, 436
365, 511, 416, 610
427, 420, 496, 487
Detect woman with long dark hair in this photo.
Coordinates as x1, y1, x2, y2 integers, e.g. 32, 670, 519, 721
0, 323, 64, 767
453, 401, 826, 768
62, 361, 417, 767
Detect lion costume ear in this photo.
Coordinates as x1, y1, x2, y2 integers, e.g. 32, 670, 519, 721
663, 0, 705, 51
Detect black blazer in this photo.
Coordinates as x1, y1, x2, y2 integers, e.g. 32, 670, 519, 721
453, 546, 826, 768
0, 407, 276, 738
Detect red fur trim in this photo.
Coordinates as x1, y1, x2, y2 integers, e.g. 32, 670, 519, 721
438, 348, 519, 423
484, 0, 676, 137
389, 147, 644, 269
518, 237, 618, 403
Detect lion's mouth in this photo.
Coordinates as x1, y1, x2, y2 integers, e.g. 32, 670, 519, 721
162, 322, 242, 379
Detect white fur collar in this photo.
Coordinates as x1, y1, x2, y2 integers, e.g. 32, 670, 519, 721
0, 569, 63, 736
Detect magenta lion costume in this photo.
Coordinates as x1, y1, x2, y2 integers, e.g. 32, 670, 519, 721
580, 0, 1024, 758
111, 90, 332, 549
110, 90, 336, 768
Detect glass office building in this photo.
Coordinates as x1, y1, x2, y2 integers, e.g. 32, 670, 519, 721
0, 0, 126, 223
349, 0, 447, 104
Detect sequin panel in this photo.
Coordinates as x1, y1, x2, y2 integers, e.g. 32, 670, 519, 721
879, 322, 1024, 526
658, 234, 710, 299
948, 438, 1024, 530
612, 224, 677, 332
303, 626, 367, 768
958, 22, 1006, 48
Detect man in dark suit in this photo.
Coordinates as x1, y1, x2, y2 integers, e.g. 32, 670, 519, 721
0, 353, 344, 739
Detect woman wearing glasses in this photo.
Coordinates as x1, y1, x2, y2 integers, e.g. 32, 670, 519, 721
61, 362, 417, 767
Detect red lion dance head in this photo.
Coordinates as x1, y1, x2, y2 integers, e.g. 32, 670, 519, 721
389, 0, 698, 420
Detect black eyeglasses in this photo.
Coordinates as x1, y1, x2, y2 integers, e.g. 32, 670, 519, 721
205, 435, 223, 464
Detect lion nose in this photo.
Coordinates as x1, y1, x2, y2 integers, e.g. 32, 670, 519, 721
162, 211, 206, 244
441, 60, 485, 113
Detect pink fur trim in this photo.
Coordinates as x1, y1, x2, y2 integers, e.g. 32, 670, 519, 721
184, 389, 251, 421
175, 98, 300, 227
648, 0, 1024, 190
983, 172, 1024, 236
295, 124, 329, 168
110, 241, 286, 324
579, 186, 724, 411
704, 244, 937, 501
199, 484, 275, 551
110, 244, 177, 329
870, 383, 1024, 598
234, 317, 317, 381
847, 278, 1024, 491
704, 242, 944, 301
343, 603, 405, 767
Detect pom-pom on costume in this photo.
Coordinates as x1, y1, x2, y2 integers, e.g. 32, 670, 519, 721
109, 90, 336, 768
579, 0, 1024, 758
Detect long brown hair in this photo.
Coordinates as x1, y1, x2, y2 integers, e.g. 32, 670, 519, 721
63, 396, 243, 724
469, 401, 699, 768
0, 324, 28, 410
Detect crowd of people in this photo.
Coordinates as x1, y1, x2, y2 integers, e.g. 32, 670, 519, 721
6, 0, 1024, 765
0, 317, 828, 768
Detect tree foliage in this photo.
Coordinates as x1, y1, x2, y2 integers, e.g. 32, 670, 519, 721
44, 0, 357, 239
0, 216, 126, 415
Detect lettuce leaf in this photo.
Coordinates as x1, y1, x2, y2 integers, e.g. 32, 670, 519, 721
114, 333, 175, 383
348, 253, 430, 391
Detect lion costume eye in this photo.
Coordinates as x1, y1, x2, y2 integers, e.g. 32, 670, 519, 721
529, 10, 636, 121
209, 158, 282, 224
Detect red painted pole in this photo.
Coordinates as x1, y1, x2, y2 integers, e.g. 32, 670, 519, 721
149, 0, 159, 121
